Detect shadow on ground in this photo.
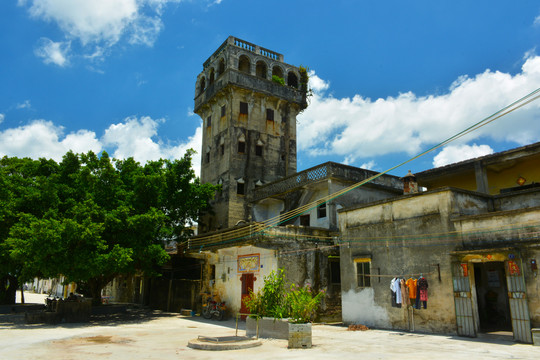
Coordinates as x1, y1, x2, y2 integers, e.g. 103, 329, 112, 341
0, 307, 180, 330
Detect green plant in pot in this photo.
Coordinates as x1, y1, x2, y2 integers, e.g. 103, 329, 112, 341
286, 283, 324, 324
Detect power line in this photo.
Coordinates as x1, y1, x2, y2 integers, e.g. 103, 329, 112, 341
183, 87, 540, 250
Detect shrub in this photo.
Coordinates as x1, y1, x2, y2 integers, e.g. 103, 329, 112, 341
272, 75, 285, 86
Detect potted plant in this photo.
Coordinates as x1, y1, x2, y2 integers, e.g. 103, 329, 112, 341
286, 283, 324, 349
243, 269, 290, 339
243, 269, 324, 347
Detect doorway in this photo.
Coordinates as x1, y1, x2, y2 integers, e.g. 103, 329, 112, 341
239, 273, 254, 320
473, 262, 511, 332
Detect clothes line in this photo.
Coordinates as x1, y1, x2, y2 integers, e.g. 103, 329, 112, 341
364, 272, 433, 278
367, 264, 441, 282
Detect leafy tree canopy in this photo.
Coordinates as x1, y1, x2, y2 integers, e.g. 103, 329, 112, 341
0, 150, 217, 304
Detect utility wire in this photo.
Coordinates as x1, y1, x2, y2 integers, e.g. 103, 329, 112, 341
183, 87, 540, 250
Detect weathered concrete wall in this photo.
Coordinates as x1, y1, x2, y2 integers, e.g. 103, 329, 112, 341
198, 226, 341, 321
339, 187, 540, 335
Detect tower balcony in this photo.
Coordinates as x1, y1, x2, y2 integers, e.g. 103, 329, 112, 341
194, 68, 305, 113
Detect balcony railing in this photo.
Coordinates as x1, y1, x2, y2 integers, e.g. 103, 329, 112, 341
250, 162, 402, 202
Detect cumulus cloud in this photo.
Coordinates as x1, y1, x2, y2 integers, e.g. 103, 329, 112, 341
433, 144, 494, 168
20, 0, 183, 64
298, 55, 540, 167
0, 120, 101, 161
0, 116, 202, 175
102, 116, 202, 175
0, 114, 4, 123
34, 38, 70, 66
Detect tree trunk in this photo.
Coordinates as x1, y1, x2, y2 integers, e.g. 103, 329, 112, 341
0, 275, 18, 305
87, 276, 113, 306
20, 284, 25, 304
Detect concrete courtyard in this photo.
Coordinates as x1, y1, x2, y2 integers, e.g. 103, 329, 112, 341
1, 292, 538, 360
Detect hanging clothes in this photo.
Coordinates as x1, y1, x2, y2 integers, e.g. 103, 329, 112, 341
405, 278, 417, 301
400, 278, 410, 306
417, 277, 428, 309
390, 278, 397, 308
390, 278, 402, 308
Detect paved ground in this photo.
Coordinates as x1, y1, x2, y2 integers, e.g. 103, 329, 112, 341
1, 291, 539, 360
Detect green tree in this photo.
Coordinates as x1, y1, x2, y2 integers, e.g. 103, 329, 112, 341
0, 150, 217, 305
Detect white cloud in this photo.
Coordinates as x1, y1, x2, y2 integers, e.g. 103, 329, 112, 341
534, 15, 540, 27
16, 100, 32, 110
359, 160, 376, 170
0, 120, 101, 161
432, 144, 494, 168
34, 38, 70, 66
101, 116, 202, 175
0, 114, 4, 124
21, 0, 184, 64
0, 116, 202, 176
298, 55, 540, 166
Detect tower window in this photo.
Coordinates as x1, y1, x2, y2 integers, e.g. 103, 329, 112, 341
266, 109, 274, 121
255, 144, 263, 156
220, 144, 225, 155
240, 102, 248, 115
317, 203, 327, 218
239, 55, 250, 74
237, 180, 245, 195
206, 152, 210, 163
287, 72, 298, 88
238, 141, 246, 153
221, 105, 226, 118
256, 61, 267, 79
207, 116, 211, 127
282, 116, 287, 124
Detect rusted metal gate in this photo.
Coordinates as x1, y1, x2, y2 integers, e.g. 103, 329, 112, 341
452, 262, 476, 337
506, 260, 532, 343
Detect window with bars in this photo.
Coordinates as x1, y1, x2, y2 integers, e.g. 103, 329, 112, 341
255, 144, 263, 156
221, 105, 226, 118
207, 116, 211, 127
355, 259, 371, 287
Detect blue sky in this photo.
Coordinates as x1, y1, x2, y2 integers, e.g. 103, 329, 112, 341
2, 0, 540, 177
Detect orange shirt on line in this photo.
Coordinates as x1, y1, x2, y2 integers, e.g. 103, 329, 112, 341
406, 278, 417, 299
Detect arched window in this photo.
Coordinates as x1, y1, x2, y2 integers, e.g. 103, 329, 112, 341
238, 55, 250, 74
209, 68, 215, 85
218, 58, 225, 76
199, 77, 206, 95
256, 61, 267, 79
272, 66, 284, 79
287, 72, 298, 88
237, 134, 246, 153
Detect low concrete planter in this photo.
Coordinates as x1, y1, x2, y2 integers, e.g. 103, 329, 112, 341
532, 328, 540, 346
246, 317, 289, 339
288, 323, 312, 349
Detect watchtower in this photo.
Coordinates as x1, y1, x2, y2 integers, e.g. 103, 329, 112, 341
194, 36, 307, 232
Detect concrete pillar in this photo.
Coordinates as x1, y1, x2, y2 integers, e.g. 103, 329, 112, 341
474, 161, 489, 194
